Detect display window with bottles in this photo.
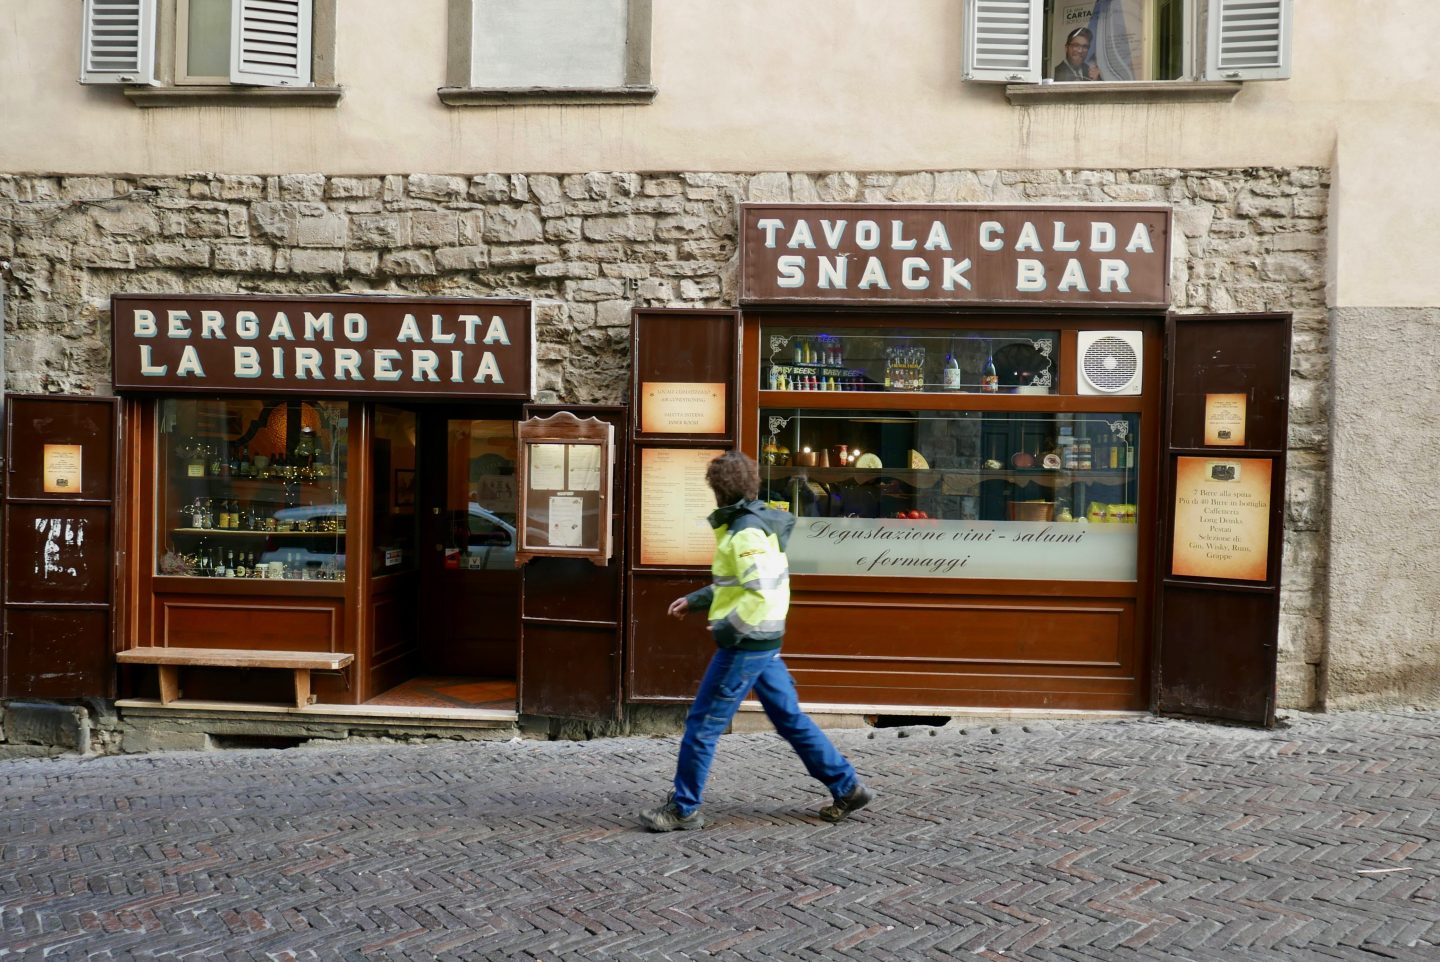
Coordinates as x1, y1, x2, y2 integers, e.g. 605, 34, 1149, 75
760, 408, 1140, 581
157, 397, 348, 582
763, 325, 1057, 395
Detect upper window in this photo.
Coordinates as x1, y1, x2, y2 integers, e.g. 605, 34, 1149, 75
964, 0, 1292, 85
80, 0, 339, 104
441, 0, 655, 105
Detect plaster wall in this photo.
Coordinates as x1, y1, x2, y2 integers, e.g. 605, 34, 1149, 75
1324, 307, 1440, 709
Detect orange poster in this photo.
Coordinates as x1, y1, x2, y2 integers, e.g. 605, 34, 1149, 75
640, 382, 726, 434
1171, 457, 1273, 582
639, 447, 725, 566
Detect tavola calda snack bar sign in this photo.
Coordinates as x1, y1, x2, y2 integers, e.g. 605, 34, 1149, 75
740, 204, 1171, 307
112, 294, 534, 400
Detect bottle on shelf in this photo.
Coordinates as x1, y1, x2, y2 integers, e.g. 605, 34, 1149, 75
239, 446, 252, 478
943, 353, 962, 391
981, 355, 999, 393
207, 445, 223, 477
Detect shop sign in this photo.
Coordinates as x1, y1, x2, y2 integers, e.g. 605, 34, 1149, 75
111, 294, 534, 400
740, 204, 1171, 307
786, 517, 1138, 581
1171, 456, 1272, 582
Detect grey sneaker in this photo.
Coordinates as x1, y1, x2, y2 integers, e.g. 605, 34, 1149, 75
639, 796, 705, 832
819, 781, 874, 823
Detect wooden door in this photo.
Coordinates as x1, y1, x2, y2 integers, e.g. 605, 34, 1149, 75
1154, 313, 1291, 726
2, 395, 120, 698
518, 404, 628, 720
417, 408, 522, 678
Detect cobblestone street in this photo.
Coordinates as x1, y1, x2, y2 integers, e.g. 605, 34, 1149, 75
1, 710, 1436, 961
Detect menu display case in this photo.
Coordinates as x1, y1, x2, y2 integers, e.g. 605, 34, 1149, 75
156, 398, 349, 581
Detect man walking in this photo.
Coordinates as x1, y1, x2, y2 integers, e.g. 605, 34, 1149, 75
640, 451, 874, 832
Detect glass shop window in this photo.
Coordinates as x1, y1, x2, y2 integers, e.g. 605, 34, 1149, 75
157, 397, 348, 581
761, 408, 1140, 581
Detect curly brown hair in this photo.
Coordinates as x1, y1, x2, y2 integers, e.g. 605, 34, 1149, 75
705, 451, 759, 505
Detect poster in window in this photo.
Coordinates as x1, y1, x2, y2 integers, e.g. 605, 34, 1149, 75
1049, 1, 1152, 83
640, 382, 726, 435
548, 496, 584, 547
1171, 457, 1273, 582
43, 444, 82, 494
528, 443, 567, 490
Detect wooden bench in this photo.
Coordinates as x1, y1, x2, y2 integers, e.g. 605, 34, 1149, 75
116, 647, 354, 709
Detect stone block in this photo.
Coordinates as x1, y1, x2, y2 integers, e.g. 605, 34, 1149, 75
484, 208, 545, 243
488, 244, 559, 267
544, 217, 583, 242
534, 261, 599, 279
411, 210, 461, 246
344, 250, 380, 275
326, 177, 381, 199
813, 171, 860, 202
278, 174, 325, 201
747, 172, 791, 201
595, 300, 632, 328
214, 245, 276, 273
61, 176, 119, 201
601, 262, 649, 280
888, 172, 935, 201
122, 729, 214, 753
349, 214, 405, 248
583, 215, 655, 242
3, 702, 90, 751
289, 249, 345, 274
565, 278, 625, 302
681, 278, 721, 300
643, 177, 684, 197
297, 211, 347, 247
435, 245, 488, 271
563, 173, 612, 200
529, 175, 563, 205
654, 215, 709, 240
184, 210, 231, 239
137, 242, 211, 268
380, 249, 436, 275
91, 205, 160, 239
251, 202, 302, 244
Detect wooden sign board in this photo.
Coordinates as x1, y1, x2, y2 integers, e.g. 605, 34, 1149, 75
516, 412, 615, 566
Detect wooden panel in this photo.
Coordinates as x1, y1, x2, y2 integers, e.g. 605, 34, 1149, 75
520, 623, 620, 718
4, 506, 112, 605
627, 572, 714, 701
369, 584, 419, 697
3, 608, 111, 699
1155, 585, 1278, 722
4, 395, 117, 501
1167, 314, 1292, 452
158, 597, 341, 652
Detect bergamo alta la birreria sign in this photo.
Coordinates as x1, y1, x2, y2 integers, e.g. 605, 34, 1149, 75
740, 203, 1171, 307
111, 294, 534, 400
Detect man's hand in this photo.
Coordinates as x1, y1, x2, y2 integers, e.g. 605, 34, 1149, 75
667, 596, 690, 619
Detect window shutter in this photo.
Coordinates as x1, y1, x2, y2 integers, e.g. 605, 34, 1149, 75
230, 0, 313, 86
1206, 0, 1292, 81
79, 0, 157, 85
963, 0, 1042, 83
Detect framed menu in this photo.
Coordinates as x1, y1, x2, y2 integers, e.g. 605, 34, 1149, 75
516, 413, 616, 565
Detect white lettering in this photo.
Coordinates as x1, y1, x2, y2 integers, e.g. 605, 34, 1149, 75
855, 220, 881, 250
303, 312, 334, 342
334, 348, 363, 380
857, 257, 891, 290
890, 220, 917, 250
268, 312, 295, 341
412, 350, 441, 382
397, 313, 424, 343
901, 257, 930, 290
757, 218, 784, 248
482, 316, 511, 346
1052, 221, 1080, 252
1056, 259, 1090, 292
133, 309, 157, 338
138, 345, 166, 376
166, 310, 191, 338
1014, 222, 1043, 252
787, 220, 816, 249
1017, 259, 1047, 292
1125, 223, 1155, 253
373, 349, 402, 382
1091, 222, 1116, 252
430, 314, 455, 344
472, 352, 504, 384
941, 257, 973, 291
200, 310, 226, 339
236, 311, 260, 340
1099, 259, 1131, 292
175, 345, 204, 377
295, 347, 324, 379
343, 312, 367, 342
979, 221, 1005, 251
271, 346, 285, 378
777, 255, 806, 288
923, 221, 952, 251
234, 346, 260, 378
820, 219, 847, 248
817, 256, 847, 289
450, 350, 464, 383
460, 314, 483, 344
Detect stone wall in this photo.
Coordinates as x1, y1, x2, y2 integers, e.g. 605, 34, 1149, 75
0, 167, 1331, 708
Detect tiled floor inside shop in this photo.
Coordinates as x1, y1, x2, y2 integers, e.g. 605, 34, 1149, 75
364, 676, 516, 712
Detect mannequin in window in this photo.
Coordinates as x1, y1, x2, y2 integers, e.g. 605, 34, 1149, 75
1053, 26, 1101, 82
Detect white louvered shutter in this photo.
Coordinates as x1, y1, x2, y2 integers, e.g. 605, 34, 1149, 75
1206, 0, 1292, 81
963, 0, 1042, 83
230, 0, 313, 86
80, 0, 157, 84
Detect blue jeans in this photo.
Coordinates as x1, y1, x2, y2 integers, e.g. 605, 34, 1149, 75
672, 645, 857, 815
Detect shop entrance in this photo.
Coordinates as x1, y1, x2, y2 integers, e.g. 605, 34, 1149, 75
363, 405, 521, 713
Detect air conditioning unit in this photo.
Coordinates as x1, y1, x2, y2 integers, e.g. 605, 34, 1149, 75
1077, 331, 1144, 395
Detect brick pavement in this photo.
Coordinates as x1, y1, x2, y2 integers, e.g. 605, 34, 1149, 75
1, 710, 1436, 961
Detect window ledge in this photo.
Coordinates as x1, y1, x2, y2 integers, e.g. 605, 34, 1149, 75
1005, 80, 1242, 105
124, 85, 345, 108
437, 85, 657, 107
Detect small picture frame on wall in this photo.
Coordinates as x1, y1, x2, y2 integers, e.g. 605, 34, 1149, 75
394, 468, 416, 508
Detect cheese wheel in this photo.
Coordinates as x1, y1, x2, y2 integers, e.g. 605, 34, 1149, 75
908, 449, 929, 469
855, 453, 883, 469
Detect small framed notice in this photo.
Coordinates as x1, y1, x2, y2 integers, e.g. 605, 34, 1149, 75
639, 447, 726, 567
1204, 393, 1247, 447
640, 382, 726, 435
515, 412, 616, 565
43, 444, 83, 494
1171, 456, 1274, 582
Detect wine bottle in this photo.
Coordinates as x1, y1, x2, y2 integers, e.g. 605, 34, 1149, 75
981, 355, 999, 393
943, 353, 962, 391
